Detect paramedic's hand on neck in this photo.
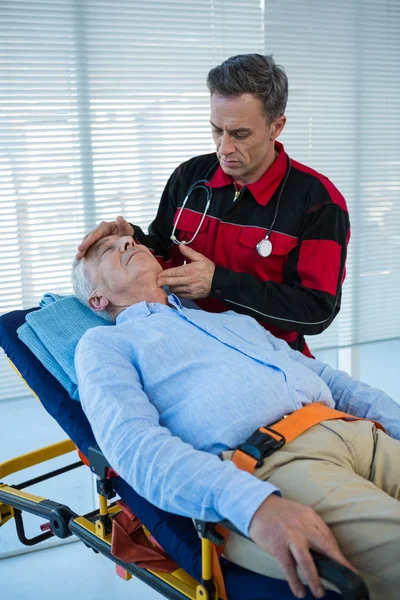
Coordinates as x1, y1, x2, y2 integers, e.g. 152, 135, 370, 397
76, 216, 133, 260
249, 494, 355, 599
157, 243, 215, 299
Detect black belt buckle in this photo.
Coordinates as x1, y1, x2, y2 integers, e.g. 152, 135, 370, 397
237, 427, 286, 469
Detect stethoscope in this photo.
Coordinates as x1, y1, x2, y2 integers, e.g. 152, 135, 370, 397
170, 180, 213, 247
170, 154, 291, 258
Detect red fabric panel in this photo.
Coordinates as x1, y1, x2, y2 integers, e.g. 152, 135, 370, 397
111, 500, 179, 573
291, 159, 348, 213
155, 255, 166, 268
171, 209, 219, 262
302, 343, 314, 359
298, 239, 342, 296
213, 223, 297, 283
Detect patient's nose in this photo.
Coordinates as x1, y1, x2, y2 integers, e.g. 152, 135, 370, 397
119, 236, 134, 252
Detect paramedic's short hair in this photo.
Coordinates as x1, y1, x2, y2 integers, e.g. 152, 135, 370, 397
71, 258, 114, 322
206, 53, 288, 123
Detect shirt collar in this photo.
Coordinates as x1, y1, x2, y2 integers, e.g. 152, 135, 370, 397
116, 294, 182, 324
207, 141, 288, 207
116, 301, 151, 324
167, 293, 183, 310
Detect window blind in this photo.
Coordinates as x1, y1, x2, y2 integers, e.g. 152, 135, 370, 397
264, 0, 400, 351
0, 0, 265, 401
1, 0, 399, 402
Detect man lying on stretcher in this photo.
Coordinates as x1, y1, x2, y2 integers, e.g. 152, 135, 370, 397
72, 234, 400, 600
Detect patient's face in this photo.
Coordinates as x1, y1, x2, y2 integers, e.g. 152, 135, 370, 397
87, 235, 162, 301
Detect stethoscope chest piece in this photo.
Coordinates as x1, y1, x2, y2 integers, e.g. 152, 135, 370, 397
256, 237, 273, 258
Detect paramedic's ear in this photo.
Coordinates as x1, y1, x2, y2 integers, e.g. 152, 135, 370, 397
269, 114, 286, 141
88, 292, 110, 312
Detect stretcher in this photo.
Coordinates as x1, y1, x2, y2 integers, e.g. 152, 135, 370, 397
0, 307, 370, 600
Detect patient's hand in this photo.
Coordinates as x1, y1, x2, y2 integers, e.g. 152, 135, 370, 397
76, 216, 134, 259
249, 494, 355, 599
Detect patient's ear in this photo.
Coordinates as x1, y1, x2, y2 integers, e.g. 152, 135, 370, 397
88, 292, 110, 312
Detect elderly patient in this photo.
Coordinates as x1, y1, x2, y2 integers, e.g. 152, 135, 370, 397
72, 235, 400, 600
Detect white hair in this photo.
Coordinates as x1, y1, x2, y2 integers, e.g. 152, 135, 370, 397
71, 258, 115, 322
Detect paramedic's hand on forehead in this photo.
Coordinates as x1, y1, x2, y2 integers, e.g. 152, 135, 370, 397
76, 216, 133, 260
157, 243, 216, 299
249, 495, 356, 599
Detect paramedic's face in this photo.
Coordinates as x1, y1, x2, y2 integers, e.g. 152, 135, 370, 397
88, 235, 162, 300
210, 93, 285, 184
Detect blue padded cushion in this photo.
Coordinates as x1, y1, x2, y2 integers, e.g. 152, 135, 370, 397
0, 309, 95, 453
0, 308, 338, 600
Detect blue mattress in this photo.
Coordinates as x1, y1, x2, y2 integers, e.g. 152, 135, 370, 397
0, 308, 339, 600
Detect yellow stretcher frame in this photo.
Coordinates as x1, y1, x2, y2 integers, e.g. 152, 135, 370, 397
0, 438, 220, 600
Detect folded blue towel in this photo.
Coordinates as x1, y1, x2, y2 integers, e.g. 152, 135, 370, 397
39, 292, 65, 307
17, 296, 112, 401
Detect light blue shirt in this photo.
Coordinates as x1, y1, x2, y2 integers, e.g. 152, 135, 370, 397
75, 295, 400, 536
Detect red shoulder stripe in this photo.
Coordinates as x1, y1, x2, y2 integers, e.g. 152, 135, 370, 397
291, 159, 348, 213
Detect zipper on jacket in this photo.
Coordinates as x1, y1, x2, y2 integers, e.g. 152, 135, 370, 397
233, 184, 245, 203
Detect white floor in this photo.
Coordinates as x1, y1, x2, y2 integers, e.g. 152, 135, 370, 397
0, 541, 163, 599
1, 338, 399, 599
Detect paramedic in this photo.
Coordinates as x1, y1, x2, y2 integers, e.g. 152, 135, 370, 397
73, 235, 400, 600
76, 53, 350, 358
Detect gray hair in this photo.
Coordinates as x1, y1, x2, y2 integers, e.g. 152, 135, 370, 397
206, 54, 288, 123
71, 258, 114, 322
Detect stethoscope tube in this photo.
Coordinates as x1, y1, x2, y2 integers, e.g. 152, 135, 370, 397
256, 154, 291, 257
170, 155, 291, 257
170, 181, 212, 245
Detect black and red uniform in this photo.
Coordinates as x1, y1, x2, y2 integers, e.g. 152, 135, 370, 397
133, 142, 350, 356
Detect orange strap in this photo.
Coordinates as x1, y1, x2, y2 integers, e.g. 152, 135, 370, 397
232, 403, 385, 474
210, 404, 385, 596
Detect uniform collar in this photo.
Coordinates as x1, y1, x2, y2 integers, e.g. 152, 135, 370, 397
207, 141, 288, 207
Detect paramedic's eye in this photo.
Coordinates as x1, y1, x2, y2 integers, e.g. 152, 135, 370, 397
233, 131, 250, 139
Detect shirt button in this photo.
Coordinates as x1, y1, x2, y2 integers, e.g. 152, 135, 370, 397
214, 289, 222, 298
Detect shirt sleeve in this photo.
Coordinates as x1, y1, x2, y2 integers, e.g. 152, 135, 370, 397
264, 331, 400, 439
211, 180, 350, 335
75, 331, 279, 536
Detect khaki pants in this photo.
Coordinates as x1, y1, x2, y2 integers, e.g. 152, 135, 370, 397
223, 419, 400, 599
